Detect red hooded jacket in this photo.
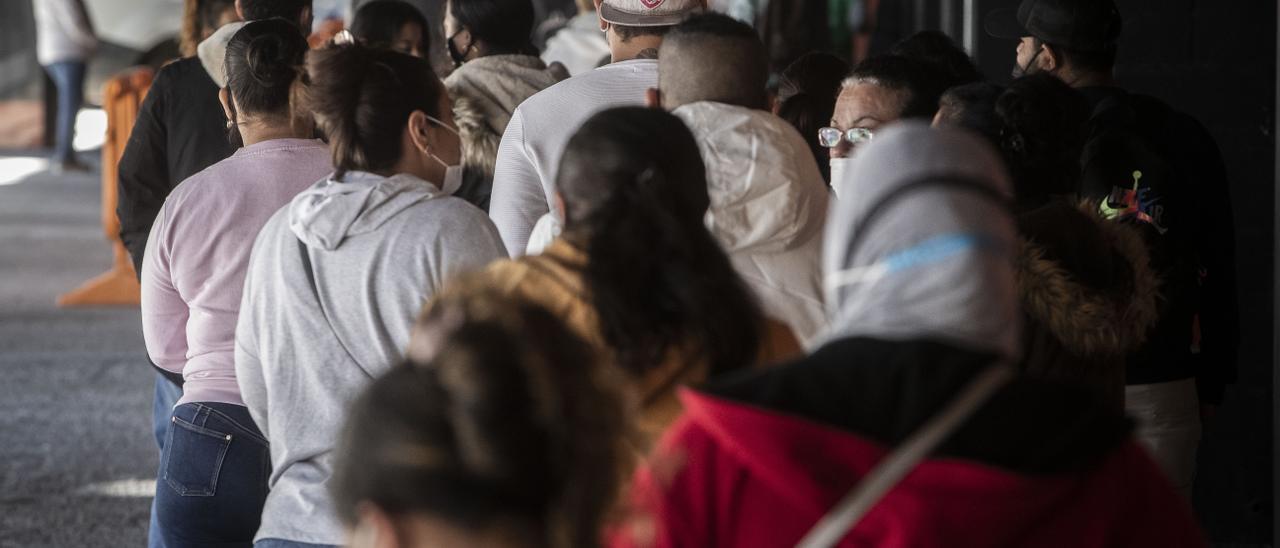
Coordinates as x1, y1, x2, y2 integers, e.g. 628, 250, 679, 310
614, 338, 1206, 548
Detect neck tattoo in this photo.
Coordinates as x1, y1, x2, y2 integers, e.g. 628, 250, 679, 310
635, 48, 659, 60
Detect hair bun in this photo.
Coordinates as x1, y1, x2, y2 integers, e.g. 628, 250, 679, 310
246, 32, 293, 88
225, 19, 309, 115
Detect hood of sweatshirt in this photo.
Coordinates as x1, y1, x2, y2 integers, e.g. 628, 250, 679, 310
672, 101, 829, 255
289, 172, 443, 251
198, 22, 246, 87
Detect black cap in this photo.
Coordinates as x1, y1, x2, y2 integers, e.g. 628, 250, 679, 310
985, 0, 1122, 52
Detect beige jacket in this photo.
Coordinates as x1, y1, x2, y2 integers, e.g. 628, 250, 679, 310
470, 239, 801, 446
444, 55, 567, 208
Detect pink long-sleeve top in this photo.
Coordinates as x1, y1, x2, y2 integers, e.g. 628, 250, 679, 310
141, 138, 332, 407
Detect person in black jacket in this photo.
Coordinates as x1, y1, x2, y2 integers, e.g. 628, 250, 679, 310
117, 0, 313, 277
935, 74, 1160, 412
985, 0, 1239, 499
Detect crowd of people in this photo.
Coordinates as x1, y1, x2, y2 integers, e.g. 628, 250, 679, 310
115, 0, 1237, 546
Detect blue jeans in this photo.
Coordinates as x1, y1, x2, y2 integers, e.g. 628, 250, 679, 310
43, 61, 86, 163
255, 540, 338, 548
155, 402, 270, 548
150, 374, 183, 548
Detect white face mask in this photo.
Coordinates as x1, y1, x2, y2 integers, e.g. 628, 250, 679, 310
436, 163, 463, 195
425, 114, 463, 195
829, 157, 854, 199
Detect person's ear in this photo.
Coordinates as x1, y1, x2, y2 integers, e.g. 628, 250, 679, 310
595, 0, 608, 32
645, 88, 662, 109
407, 110, 432, 155
234, 0, 245, 20
351, 502, 399, 548
554, 191, 569, 224
1040, 43, 1060, 72
218, 88, 234, 124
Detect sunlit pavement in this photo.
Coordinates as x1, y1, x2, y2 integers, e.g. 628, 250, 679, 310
0, 150, 153, 547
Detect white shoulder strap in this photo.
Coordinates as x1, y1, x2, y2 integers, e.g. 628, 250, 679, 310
796, 365, 1016, 548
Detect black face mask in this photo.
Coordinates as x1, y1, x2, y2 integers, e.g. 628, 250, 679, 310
446, 30, 473, 68
225, 89, 243, 148
1011, 46, 1043, 79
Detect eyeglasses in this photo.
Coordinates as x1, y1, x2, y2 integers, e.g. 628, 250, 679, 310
819, 127, 875, 148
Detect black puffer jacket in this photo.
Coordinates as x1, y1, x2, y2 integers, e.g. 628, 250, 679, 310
117, 56, 235, 277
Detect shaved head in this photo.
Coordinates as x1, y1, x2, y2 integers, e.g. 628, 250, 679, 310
656, 13, 768, 110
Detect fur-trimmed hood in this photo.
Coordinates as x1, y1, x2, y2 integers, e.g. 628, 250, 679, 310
1015, 201, 1160, 359
446, 55, 567, 181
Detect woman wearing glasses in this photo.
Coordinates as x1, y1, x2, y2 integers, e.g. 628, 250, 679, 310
823, 54, 948, 196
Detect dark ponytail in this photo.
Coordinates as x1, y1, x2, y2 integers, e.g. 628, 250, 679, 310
224, 19, 309, 116
306, 43, 444, 178
557, 107, 763, 379
332, 291, 625, 548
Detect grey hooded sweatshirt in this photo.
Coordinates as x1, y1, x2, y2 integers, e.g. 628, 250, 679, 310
234, 172, 507, 545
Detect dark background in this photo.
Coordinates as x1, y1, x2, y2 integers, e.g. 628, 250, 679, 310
880, 0, 1276, 543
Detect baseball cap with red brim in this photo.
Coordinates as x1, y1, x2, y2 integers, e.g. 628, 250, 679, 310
599, 0, 704, 27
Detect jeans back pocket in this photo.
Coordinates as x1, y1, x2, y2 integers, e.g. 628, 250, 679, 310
162, 414, 233, 497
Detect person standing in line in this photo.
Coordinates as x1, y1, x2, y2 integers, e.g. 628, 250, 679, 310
349, 0, 431, 58
114, 2, 245, 546
442, 0, 567, 211
615, 123, 1205, 548
234, 43, 507, 548
986, 0, 1239, 499
34, 0, 98, 173
180, 0, 242, 56
119, 0, 312, 280
488, 0, 704, 256
462, 107, 800, 458
823, 54, 946, 198
773, 52, 849, 186
331, 291, 628, 548
648, 13, 828, 344
935, 74, 1160, 410
541, 0, 611, 76
141, 20, 328, 548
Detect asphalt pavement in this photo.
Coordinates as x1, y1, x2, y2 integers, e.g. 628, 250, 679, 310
0, 154, 153, 548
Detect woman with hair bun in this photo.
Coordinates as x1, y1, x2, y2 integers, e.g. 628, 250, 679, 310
140, 19, 326, 548
234, 42, 508, 548
332, 290, 627, 548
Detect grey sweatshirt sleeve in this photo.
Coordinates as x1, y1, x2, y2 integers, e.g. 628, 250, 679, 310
489, 106, 550, 256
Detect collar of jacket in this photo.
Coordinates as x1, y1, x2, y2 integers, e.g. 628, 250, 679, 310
702, 336, 1132, 476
